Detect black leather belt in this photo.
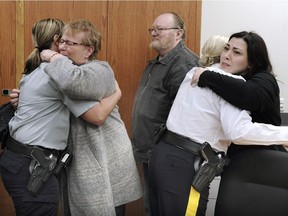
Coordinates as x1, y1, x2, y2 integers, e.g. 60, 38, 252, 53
161, 130, 202, 156
6, 135, 58, 158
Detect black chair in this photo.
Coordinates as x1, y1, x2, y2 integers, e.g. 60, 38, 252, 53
215, 149, 288, 216
281, 113, 288, 126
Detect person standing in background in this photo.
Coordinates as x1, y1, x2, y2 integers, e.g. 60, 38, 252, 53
131, 12, 199, 215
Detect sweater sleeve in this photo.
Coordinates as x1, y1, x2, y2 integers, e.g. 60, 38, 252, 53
198, 70, 279, 113
44, 57, 115, 100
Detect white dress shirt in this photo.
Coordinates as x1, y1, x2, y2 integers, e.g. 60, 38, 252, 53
166, 66, 288, 153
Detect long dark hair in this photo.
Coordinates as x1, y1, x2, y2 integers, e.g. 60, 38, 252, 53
229, 31, 274, 79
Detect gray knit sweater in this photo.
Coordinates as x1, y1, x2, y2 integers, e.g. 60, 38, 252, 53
45, 58, 142, 216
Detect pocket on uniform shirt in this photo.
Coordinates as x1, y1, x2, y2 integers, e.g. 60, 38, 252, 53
0, 149, 26, 174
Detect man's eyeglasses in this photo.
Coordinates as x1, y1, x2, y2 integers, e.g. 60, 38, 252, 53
59, 39, 84, 46
148, 27, 180, 34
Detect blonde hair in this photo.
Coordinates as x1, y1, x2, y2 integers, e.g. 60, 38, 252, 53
63, 20, 102, 60
199, 35, 229, 67
24, 18, 64, 74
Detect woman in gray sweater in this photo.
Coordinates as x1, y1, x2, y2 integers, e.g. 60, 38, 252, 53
41, 20, 142, 216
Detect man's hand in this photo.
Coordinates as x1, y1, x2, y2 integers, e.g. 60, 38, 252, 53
10, 89, 20, 108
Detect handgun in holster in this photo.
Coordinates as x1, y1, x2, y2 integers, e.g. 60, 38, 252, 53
191, 142, 229, 192
27, 147, 58, 194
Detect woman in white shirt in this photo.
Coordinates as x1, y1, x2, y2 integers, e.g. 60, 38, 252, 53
148, 33, 288, 216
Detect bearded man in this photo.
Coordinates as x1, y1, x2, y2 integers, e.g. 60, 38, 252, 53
131, 12, 199, 216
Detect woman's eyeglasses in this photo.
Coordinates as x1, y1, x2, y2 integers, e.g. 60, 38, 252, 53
59, 39, 84, 46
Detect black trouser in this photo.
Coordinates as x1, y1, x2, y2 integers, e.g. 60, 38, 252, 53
0, 149, 59, 216
148, 140, 209, 216
215, 149, 288, 216
142, 162, 152, 216
115, 204, 126, 216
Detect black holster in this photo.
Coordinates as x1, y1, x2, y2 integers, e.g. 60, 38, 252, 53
27, 147, 58, 194
191, 142, 229, 192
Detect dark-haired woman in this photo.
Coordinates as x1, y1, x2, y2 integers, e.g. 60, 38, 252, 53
193, 31, 287, 215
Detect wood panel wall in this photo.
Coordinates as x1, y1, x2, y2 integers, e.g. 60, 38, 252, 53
0, 1, 16, 105
0, 1, 201, 215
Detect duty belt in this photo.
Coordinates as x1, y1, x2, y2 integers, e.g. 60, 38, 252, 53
6, 135, 58, 158
161, 130, 202, 156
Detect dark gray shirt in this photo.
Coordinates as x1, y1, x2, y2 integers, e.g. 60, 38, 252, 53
131, 40, 199, 162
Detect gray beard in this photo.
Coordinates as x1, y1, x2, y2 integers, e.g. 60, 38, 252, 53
149, 40, 172, 52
